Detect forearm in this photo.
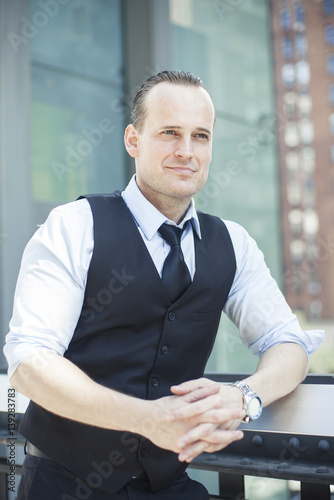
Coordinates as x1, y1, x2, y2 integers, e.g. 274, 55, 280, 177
244, 342, 309, 407
11, 350, 239, 458
10, 351, 148, 433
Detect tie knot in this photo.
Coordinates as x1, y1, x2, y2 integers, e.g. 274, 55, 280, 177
158, 223, 187, 247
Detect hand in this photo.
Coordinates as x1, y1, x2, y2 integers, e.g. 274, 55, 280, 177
169, 377, 245, 461
138, 379, 244, 462
138, 383, 220, 452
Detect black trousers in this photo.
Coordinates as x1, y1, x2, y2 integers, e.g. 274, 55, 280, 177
17, 454, 209, 500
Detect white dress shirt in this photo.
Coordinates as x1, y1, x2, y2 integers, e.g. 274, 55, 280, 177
4, 176, 324, 379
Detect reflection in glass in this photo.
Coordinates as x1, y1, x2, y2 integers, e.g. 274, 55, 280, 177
289, 239, 305, 262
284, 122, 300, 147
283, 92, 297, 115
298, 93, 312, 114
325, 24, 334, 46
295, 33, 308, 58
303, 209, 319, 236
299, 119, 314, 144
282, 63, 295, 88
327, 54, 334, 75
296, 60, 310, 85
288, 209, 303, 235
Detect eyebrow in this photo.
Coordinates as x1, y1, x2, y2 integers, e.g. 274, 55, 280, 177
159, 126, 212, 136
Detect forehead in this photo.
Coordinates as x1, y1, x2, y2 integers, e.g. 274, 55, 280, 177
143, 82, 215, 129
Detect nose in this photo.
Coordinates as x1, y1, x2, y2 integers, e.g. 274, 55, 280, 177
175, 136, 194, 159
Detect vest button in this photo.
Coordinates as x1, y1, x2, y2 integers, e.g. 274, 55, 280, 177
168, 312, 175, 321
140, 447, 147, 457
151, 378, 159, 387
161, 345, 169, 355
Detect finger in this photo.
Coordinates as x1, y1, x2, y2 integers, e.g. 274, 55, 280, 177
170, 396, 244, 422
178, 430, 244, 463
170, 385, 220, 413
168, 392, 224, 421
178, 422, 219, 449
195, 408, 245, 426
178, 422, 243, 450
171, 378, 219, 395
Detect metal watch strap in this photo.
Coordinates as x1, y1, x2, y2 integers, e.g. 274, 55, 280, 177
230, 380, 262, 423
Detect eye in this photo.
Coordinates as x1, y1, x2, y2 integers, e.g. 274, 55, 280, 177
163, 130, 176, 135
195, 133, 209, 140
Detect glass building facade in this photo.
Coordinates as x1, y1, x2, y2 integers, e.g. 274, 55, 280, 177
170, 0, 281, 374
0, 1, 308, 499
1, 0, 281, 376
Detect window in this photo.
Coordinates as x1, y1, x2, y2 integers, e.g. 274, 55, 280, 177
327, 54, 334, 75
30, 0, 126, 202
280, 8, 291, 30
288, 209, 303, 235
296, 60, 310, 85
298, 93, 312, 114
282, 63, 295, 88
282, 37, 293, 60
287, 180, 301, 205
299, 119, 314, 144
329, 83, 334, 104
289, 239, 305, 262
283, 91, 297, 115
295, 33, 308, 58
323, 0, 334, 16
300, 147, 315, 173
329, 113, 334, 134
325, 25, 334, 46
284, 122, 300, 147
330, 144, 334, 162
295, 4, 305, 26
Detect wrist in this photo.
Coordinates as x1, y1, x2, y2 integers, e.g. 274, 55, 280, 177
220, 383, 244, 410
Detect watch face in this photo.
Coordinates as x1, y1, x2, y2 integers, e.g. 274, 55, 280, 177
249, 397, 262, 419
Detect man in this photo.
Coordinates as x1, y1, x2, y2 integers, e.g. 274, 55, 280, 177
4, 70, 323, 499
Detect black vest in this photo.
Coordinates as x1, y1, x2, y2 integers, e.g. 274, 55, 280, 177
19, 192, 236, 493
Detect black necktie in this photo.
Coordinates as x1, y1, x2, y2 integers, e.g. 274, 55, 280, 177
158, 222, 191, 303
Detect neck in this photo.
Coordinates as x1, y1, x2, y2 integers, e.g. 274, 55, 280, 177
137, 183, 191, 224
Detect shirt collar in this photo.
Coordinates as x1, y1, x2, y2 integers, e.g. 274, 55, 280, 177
122, 175, 202, 240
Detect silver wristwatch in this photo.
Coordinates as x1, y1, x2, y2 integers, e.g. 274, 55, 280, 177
231, 380, 262, 423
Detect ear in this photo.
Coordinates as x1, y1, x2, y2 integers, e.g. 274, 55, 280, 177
124, 124, 140, 158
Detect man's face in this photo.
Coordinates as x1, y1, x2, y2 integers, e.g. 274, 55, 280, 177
125, 82, 215, 210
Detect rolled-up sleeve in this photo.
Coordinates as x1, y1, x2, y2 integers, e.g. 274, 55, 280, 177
223, 220, 325, 357
3, 200, 93, 379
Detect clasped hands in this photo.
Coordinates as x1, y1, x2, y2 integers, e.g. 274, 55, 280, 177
143, 377, 245, 463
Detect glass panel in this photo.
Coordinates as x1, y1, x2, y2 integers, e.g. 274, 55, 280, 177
327, 54, 334, 75
324, 0, 334, 16
325, 24, 334, 46
30, 0, 125, 203
280, 8, 291, 29
170, 0, 281, 374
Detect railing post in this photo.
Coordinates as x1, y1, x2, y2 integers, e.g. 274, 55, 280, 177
219, 471, 245, 499
300, 482, 331, 500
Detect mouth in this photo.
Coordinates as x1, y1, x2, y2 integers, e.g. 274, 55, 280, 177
166, 165, 196, 175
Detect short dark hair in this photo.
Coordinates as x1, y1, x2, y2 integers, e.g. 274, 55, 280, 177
131, 70, 212, 132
